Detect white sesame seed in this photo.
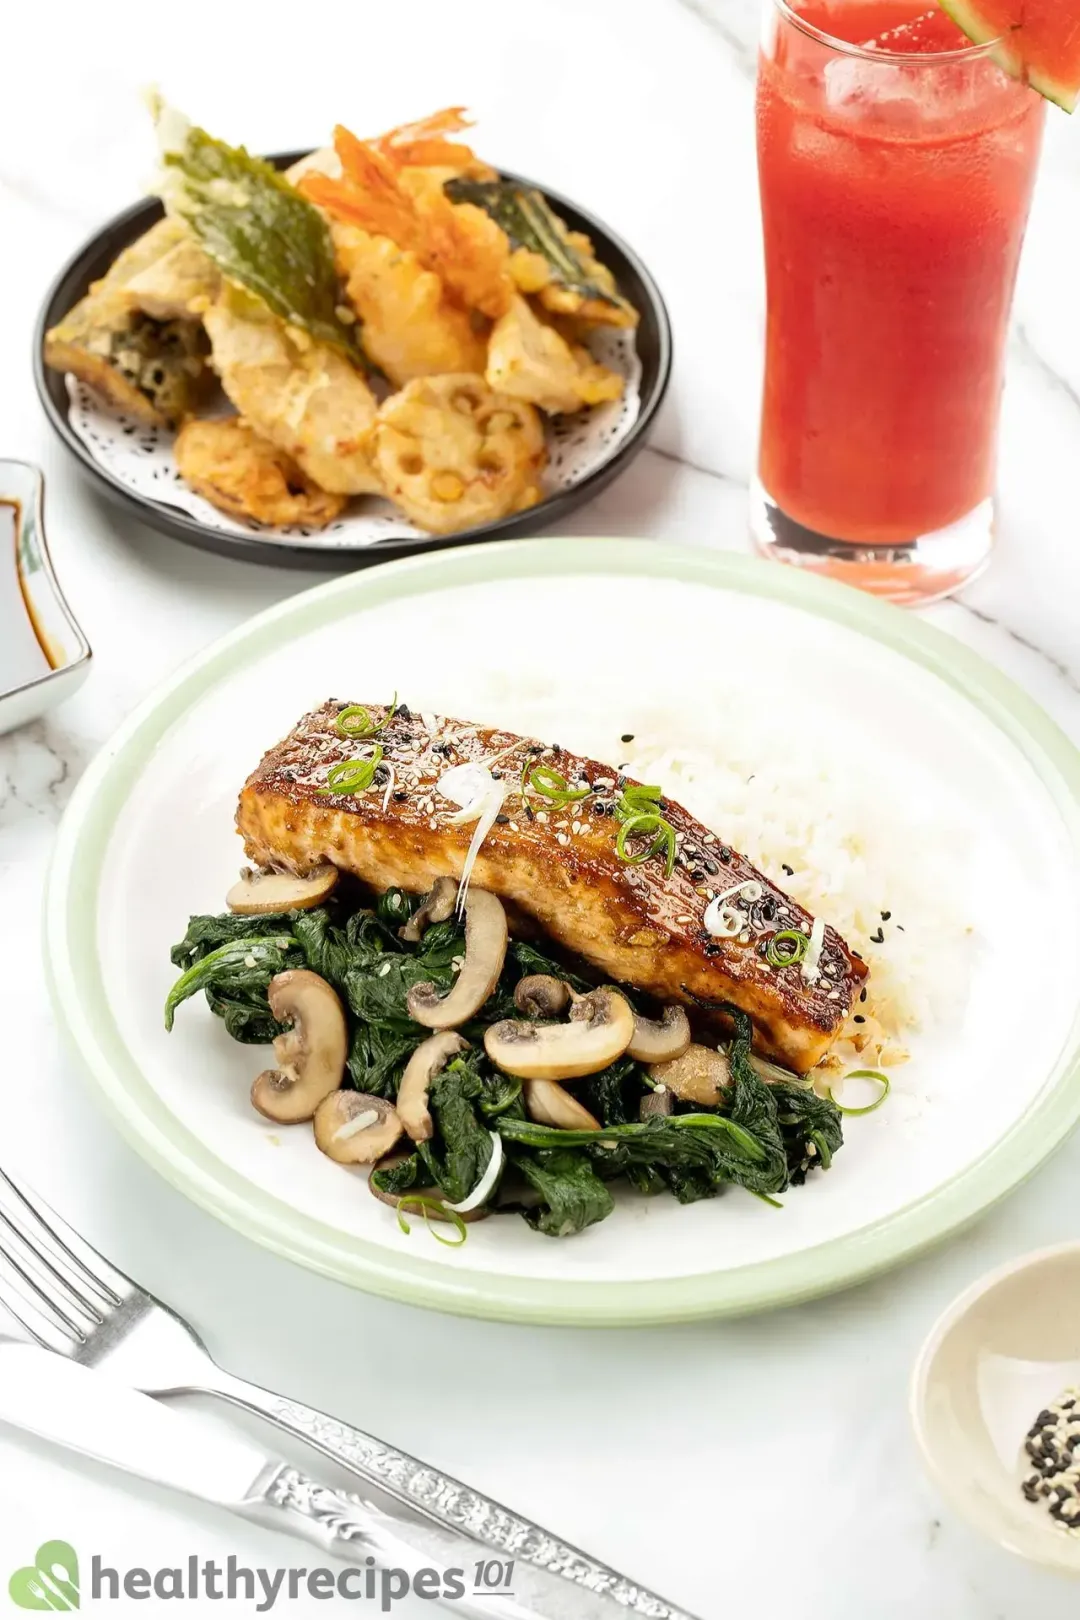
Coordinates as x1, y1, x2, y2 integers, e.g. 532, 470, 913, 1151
557, 832, 570, 847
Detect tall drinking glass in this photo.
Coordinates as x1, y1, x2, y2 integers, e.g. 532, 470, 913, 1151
753, 2, 1045, 604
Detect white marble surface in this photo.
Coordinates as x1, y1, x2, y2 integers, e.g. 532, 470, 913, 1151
2, 0, 1080, 1613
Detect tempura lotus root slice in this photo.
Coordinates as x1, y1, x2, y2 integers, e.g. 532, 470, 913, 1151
374, 373, 545, 534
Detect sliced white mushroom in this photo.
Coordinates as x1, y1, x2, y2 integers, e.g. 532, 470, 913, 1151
524, 1079, 601, 1131
400, 876, 458, 942
251, 970, 348, 1123
648, 1043, 731, 1107
484, 986, 635, 1081
313, 1091, 403, 1164
513, 975, 571, 1018
396, 1031, 470, 1143
227, 864, 338, 915
406, 889, 508, 1030
627, 1004, 692, 1064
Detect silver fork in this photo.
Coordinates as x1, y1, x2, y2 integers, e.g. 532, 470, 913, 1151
0, 1166, 698, 1620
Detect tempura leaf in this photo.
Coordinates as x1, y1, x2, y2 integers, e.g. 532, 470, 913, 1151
162, 127, 359, 357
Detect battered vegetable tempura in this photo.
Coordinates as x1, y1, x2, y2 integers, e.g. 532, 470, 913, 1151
204, 289, 381, 496
44, 102, 640, 537
175, 418, 345, 528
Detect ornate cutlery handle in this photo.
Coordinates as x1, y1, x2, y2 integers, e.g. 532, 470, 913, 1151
215, 1373, 698, 1620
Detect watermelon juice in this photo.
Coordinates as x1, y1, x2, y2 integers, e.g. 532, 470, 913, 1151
754, 0, 1044, 602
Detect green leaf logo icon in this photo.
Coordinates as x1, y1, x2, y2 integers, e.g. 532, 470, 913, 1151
8, 1540, 79, 1610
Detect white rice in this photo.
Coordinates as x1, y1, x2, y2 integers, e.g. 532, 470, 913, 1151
614, 718, 972, 1072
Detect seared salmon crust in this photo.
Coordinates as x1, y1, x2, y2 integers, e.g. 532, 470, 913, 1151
237, 701, 866, 1073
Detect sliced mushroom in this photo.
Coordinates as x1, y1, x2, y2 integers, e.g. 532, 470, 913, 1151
314, 1091, 403, 1164
227, 864, 338, 915
397, 1031, 469, 1143
400, 876, 457, 942
514, 975, 571, 1018
484, 986, 635, 1081
368, 1151, 489, 1223
251, 970, 348, 1123
407, 889, 508, 1030
640, 1087, 674, 1119
648, 1043, 731, 1107
627, 1004, 692, 1064
524, 1078, 601, 1131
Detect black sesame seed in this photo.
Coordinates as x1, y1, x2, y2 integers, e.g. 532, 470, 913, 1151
495, 814, 510, 825
1023, 1482, 1040, 1503
1037, 1411, 1055, 1428
690, 868, 706, 883
853, 1015, 865, 1025
719, 846, 732, 863
491, 768, 502, 779
870, 927, 885, 944
393, 789, 407, 801
881, 910, 892, 921
621, 733, 634, 743
782, 863, 794, 877
704, 858, 720, 875
396, 703, 411, 719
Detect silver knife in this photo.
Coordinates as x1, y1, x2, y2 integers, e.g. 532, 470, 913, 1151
0, 1343, 699, 1620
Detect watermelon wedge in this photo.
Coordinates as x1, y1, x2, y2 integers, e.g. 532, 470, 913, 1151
940, 0, 1080, 112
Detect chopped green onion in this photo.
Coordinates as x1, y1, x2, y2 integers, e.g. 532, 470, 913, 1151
615, 782, 662, 820
765, 929, 809, 968
335, 694, 398, 739
319, 745, 384, 795
395, 1195, 468, 1246
826, 1070, 890, 1117
615, 812, 677, 877
809, 1130, 833, 1168
528, 765, 590, 806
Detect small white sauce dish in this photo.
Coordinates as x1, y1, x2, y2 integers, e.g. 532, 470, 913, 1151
0, 459, 90, 735
911, 1242, 1080, 1576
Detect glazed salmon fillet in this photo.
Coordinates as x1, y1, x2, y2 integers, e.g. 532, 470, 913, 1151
236, 701, 867, 1073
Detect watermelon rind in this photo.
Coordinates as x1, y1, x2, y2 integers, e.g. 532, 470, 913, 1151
939, 0, 1079, 112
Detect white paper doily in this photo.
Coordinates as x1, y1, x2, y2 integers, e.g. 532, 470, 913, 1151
65, 326, 642, 551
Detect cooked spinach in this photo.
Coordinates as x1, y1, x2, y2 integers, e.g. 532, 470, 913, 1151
165, 893, 844, 1236
164, 933, 300, 1035
513, 1148, 614, 1237
418, 1061, 497, 1206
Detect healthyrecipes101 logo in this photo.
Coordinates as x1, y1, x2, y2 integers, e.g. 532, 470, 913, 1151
9, 1540, 80, 1610
8, 1540, 517, 1610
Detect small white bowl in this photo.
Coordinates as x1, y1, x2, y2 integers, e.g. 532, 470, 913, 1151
911, 1242, 1080, 1576
0, 459, 90, 735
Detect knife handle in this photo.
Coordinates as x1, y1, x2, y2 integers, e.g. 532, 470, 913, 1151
246, 1463, 690, 1620
213, 1373, 696, 1620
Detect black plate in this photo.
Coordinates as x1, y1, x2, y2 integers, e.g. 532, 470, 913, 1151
33, 153, 672, 569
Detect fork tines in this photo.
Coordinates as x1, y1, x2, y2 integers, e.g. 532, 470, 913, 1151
0, 1167, 127, 1352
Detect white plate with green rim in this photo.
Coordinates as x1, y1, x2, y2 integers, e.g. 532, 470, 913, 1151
44, 539, 1080, 1325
